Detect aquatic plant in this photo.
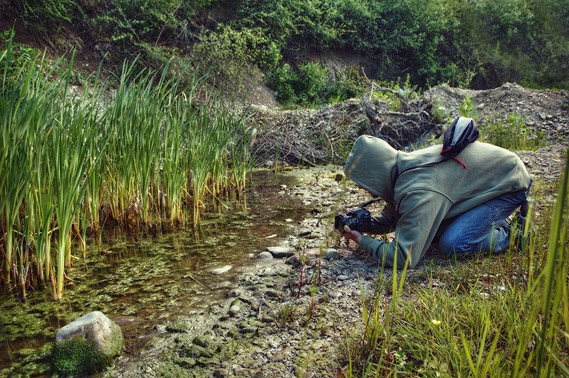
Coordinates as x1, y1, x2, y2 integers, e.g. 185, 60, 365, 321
0, 35, 254, 299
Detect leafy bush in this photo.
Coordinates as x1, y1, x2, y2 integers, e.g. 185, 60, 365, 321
270, 62, 366, 107
94, 0, 179, 49
237, 0, 339, 50
190, 25, 281, 88
270, 63, 326, 106
3, 0, 78, 33
323, 67, 368, 104
4, 0, 569, 95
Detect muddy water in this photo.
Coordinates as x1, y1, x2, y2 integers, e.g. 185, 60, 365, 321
0, 170, 308, 377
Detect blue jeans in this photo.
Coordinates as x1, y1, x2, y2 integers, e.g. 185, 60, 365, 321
439, 187, 530, 257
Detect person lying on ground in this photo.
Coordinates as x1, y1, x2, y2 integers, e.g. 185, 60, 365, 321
340, 132, 531, 269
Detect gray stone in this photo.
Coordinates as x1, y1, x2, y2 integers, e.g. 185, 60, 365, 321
267, 246, 294, 258
257, 251, 273, 260
229, 303, 242, 317
213, 368, 229, 377
298, 228, 312, 237
166, 321, 189, 333
306, 248, 321, 258
211, 265, 232, 275
53, 311, 123, 375
324, 249, 339, 260
338, 275, 349, 281
286, 255, 301, 267
311, 340, 326, 350
174, 356, 197, 368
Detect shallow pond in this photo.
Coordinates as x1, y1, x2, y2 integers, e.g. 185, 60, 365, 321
0, 169, 309, 377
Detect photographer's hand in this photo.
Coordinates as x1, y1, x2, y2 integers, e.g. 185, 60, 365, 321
342, 225, 362, 245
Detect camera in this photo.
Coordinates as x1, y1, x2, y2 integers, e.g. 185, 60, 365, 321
334, 208, 372, 233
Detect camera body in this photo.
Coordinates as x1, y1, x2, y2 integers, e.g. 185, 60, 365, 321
334, 208, 372, 233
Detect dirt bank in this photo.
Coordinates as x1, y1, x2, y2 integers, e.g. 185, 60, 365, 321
248, 83, 568, 166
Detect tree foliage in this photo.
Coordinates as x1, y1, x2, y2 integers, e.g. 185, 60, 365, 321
3, 0, 568, 102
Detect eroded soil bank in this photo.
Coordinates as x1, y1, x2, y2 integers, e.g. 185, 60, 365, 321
107, 141, 567, 377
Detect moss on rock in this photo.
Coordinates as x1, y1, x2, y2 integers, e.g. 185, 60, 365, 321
52, 313, 124, 376
52, 338, 111, 376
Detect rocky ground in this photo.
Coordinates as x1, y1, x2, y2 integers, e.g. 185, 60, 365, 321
107, 84, 568, 378
108, 147, 566, 378
108, 165, 381, 378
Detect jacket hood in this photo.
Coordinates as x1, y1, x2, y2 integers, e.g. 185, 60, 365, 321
343, 135, 399, 201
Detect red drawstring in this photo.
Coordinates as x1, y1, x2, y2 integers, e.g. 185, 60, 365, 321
441, 149, 467, 169
452, 157, 468, 169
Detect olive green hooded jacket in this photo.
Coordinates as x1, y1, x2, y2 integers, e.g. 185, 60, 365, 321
343, 135, 531, 269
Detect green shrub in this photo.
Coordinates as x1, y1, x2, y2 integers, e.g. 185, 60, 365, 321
4, 0, 77, 33
480, 113, 546, 151
270, 62, 327, 106
323, 67, 368, 103
237, 0, 339, 50
5, 0, 569, 92
459, 96, 476, 119
190, 25, 281, 88
94, 0, 179, 48
270, 63, 366, 107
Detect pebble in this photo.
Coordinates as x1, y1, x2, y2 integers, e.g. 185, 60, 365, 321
270, 347, 291, 361
306, 249, 321, 258
211, 265, 232, 275
338, 275, 349, 281
257, 252, 273, 260
286, 255, 301, 267
239, 325, 257, 334
267, 246, 294, 258
329, 291, 342, 299
311, 340, 326, 350
324, 249, 339, 260
229, 304, 241, 316
298, 228, 312, 237
213, 368, 228, 377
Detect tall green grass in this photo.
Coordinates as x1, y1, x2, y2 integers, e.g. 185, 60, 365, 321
342, 152, 569, 376
0, 36, 254, 299
480, 113, 547, 151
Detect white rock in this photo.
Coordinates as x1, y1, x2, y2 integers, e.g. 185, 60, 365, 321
257, 251, 273, 260
211, 265, 232, 274
54, 311, 123, 370
267, 246, 294, 258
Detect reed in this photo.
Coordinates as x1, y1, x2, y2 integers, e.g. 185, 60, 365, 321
0, 34, 254, 299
